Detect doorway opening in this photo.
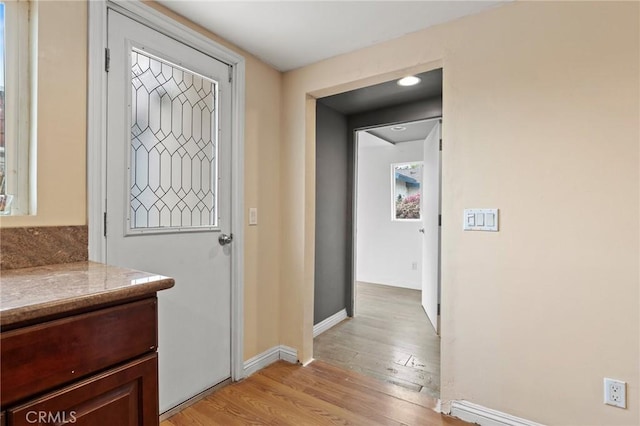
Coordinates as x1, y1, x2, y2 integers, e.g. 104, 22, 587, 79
312, 69, 443, 398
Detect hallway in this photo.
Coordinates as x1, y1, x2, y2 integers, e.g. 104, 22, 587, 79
314, 282, 440, 398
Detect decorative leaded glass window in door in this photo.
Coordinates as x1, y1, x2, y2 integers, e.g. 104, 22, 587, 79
129, 48, 218, 231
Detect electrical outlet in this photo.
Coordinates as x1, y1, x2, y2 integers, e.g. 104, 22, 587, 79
604, 378, 626, 408
411, 262, 418, 270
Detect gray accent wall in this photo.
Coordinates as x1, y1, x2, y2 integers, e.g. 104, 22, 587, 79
314, 95, 443, 325
314, 103, 350, 325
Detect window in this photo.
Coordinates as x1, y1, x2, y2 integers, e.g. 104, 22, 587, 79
0, 0, 34, 215
392, 162, 423, 221
129, 48, 219, 231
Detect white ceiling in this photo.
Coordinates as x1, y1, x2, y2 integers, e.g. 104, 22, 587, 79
365, 119, 438, 145
158, 1, 509, 71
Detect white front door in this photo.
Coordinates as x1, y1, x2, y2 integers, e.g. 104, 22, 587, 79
421, 121, 441, 333
106, 10, 232, 413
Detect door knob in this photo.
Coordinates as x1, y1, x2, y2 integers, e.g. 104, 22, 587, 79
419, 228, 425, 233
218, 233, 233, 246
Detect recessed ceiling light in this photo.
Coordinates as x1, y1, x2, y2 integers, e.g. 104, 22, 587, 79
390, 126, 406, 132
397, 76, 421, 86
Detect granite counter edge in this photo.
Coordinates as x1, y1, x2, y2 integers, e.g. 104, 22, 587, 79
1, 278, 175, 327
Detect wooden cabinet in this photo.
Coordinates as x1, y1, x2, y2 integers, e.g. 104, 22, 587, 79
1, 298, 160, 426
8, 355, 158, 426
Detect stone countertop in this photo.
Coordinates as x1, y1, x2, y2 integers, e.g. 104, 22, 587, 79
0, 261, 175, 327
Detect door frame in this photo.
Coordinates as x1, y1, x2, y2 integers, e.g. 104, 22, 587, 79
350, 117, 442, 317
87, 0, 246, 381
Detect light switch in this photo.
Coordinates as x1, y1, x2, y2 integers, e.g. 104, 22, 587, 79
486, 213, 495, 227
467, 213, 475, 227
249, 208, 258, 226
463, 209, 499, 231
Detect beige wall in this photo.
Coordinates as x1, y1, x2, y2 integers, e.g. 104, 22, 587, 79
1, 0, 87, 227
281, 1, 639, 425
241, 57, 282, 359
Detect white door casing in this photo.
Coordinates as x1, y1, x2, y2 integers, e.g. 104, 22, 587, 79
105, 9, 232, 413
421, 121, 441, 333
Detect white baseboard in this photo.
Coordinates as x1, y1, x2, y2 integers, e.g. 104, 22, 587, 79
243, 345, 299, 378
450, 401, 545, 426
279, 345, 298, 363
313, 308, 348, 337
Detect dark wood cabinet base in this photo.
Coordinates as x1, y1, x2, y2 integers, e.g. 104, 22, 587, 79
1, 297, 161, 426
8, 354, 158, 426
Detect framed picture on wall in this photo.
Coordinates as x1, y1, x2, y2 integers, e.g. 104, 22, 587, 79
391, 162, 423, 221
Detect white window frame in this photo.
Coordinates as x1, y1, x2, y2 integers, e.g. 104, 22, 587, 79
2, 0, 36, 215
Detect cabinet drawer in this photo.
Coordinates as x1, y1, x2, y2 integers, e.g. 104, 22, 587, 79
1, 298, 157, 407
8, 353, 159, 426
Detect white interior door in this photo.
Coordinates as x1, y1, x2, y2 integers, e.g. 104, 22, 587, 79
421, 121, 441, 332
106, 10, 232, 413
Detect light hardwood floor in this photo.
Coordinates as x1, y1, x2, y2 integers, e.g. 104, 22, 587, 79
314, 282, 440, 398
161, 360, 468, 426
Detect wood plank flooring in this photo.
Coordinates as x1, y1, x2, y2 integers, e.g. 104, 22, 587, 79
161, 360, 469, 426
314, 282, 440, 398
